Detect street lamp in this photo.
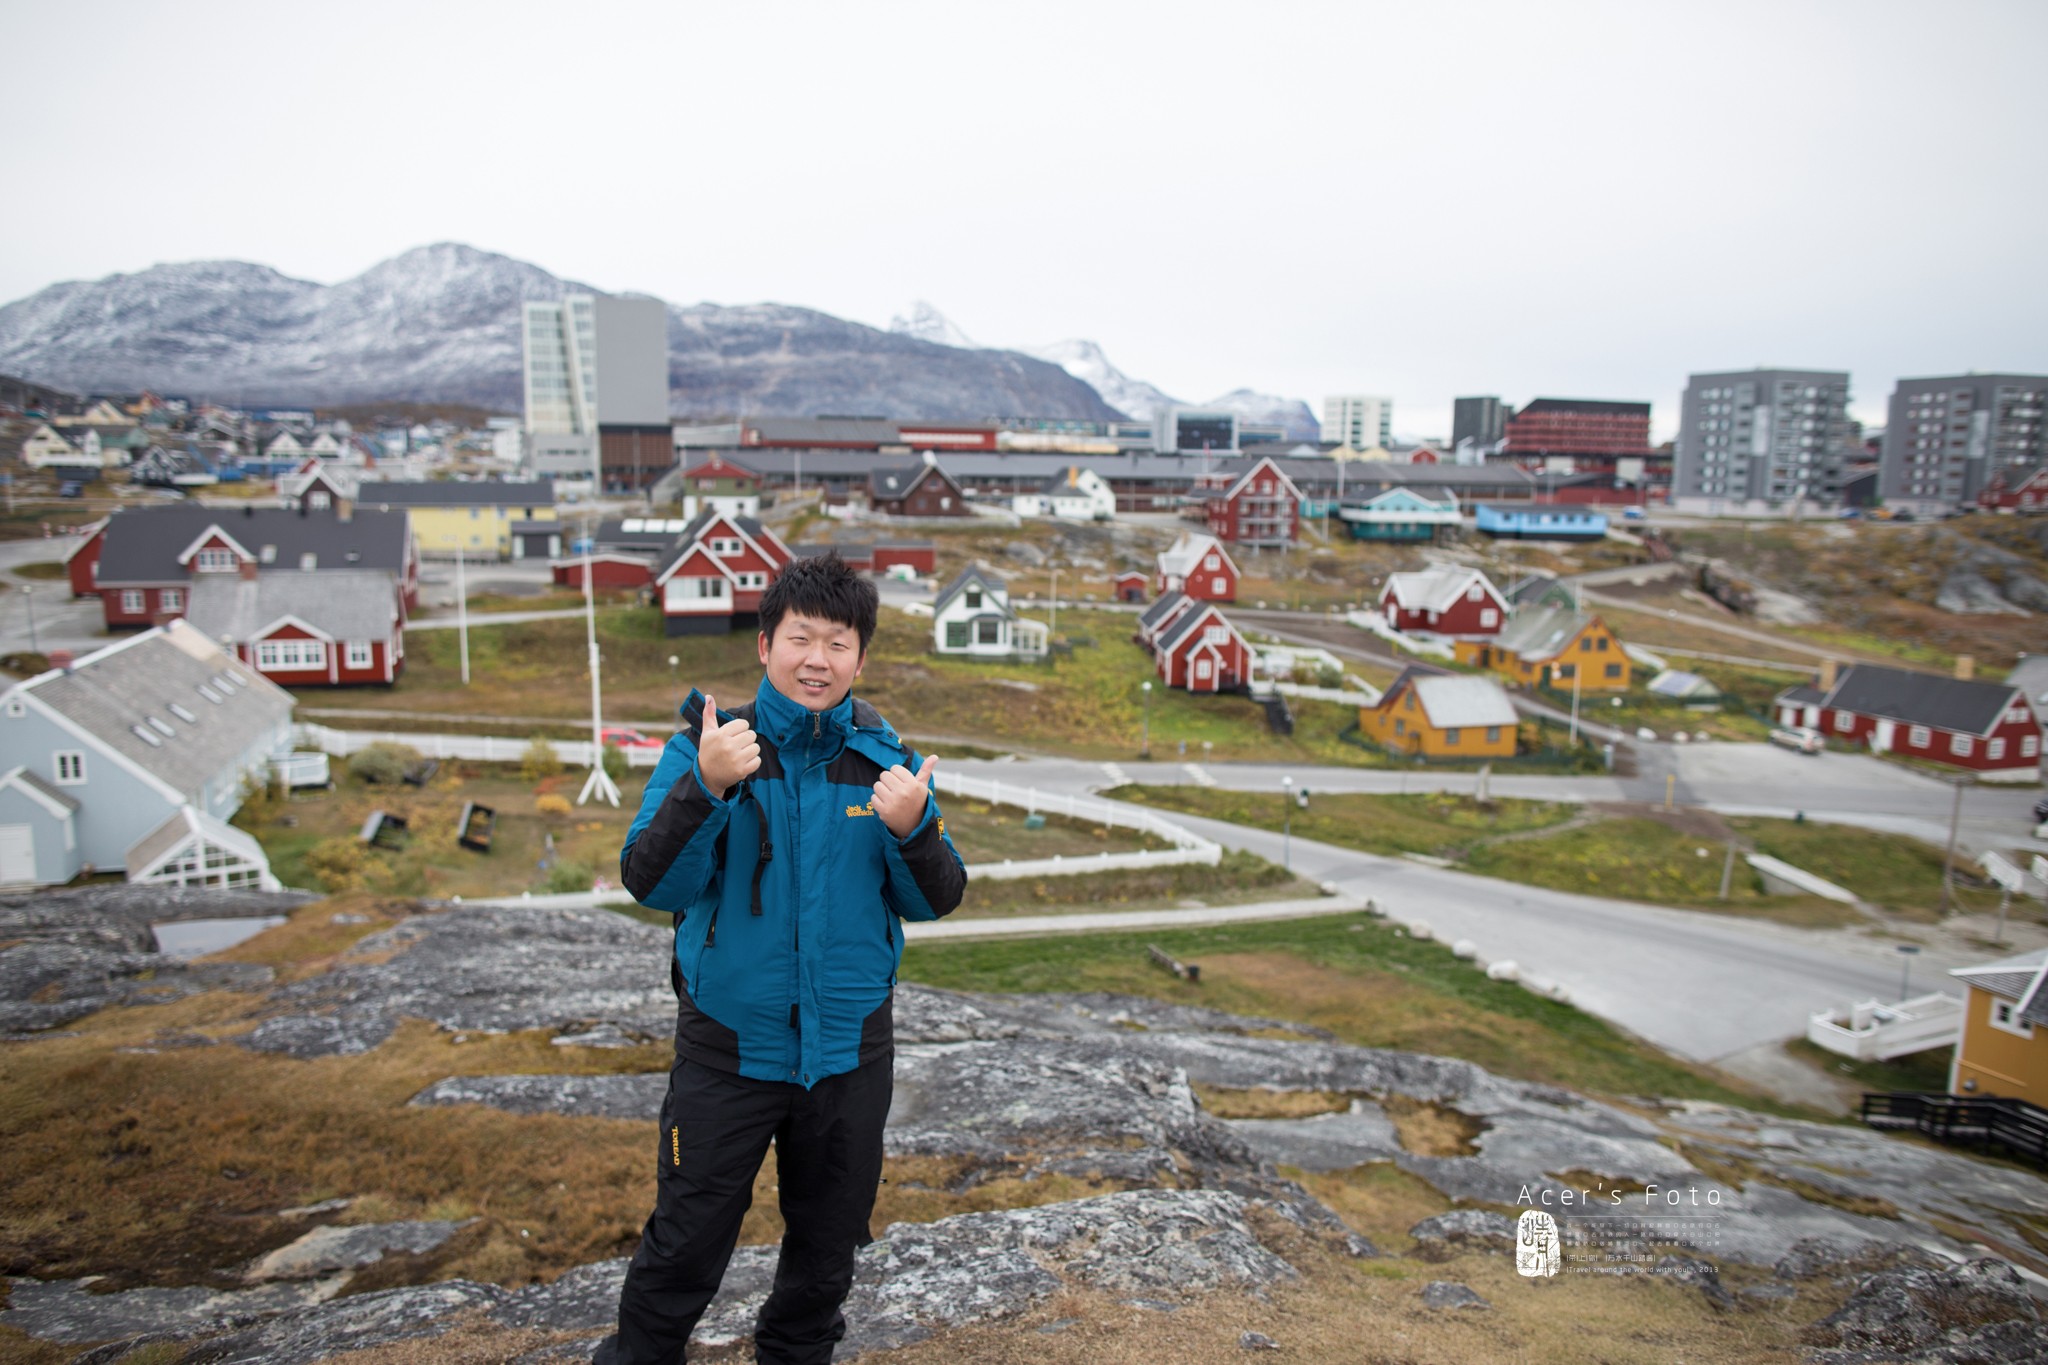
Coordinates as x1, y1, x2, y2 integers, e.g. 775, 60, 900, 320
1897, 944, 1922, 1002
1140, 680, 1152, 758
19, 585, 35, 655
1281, 774, 1294, 873
668, 654, 681, 728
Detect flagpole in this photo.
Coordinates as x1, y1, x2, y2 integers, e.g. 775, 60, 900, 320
578, 510, 621, 806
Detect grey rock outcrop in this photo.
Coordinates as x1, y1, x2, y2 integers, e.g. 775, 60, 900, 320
1803, 1258, 2048, 1361
1407, 1211, 1517, 1257
1420, 1280, 1489, 1310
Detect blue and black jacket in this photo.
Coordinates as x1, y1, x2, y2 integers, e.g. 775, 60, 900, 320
620, 676, 966, 1088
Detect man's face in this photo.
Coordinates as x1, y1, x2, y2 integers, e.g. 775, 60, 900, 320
759, 611, 866, 712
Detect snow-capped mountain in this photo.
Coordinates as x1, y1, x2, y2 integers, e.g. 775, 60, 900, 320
1201, 388, 1322, 443
887, 300, 980, 349
1020, 339, 1185, 425
0, 247, 1121, 421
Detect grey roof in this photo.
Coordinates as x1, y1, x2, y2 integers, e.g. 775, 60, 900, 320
934, 566, 1008, 617
1820, 663, 2019, 737
182, 569, 400, 645
2003, 656, 2048, 712
1505, 572, 1570, 608
747, 417, 901, 445
1777, 684, 1826, 708
1409, 675, 1518, 729
1953, 949, 2048, 1022
94, 504, 411, 584
0, 766, 78, 814
358, 479, 555, 508
1138, 589, 1187, 633
1492, 606, 1595, 661
1159, 602, 1234, 653
869, 462, 954, 499
23, 623, 294, 798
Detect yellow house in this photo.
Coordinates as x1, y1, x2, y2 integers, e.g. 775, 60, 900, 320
1357, 667, 1519, 760
356, 480, 558, 560
1455, 606, 1631, 694
1949, 949, 2048, 1107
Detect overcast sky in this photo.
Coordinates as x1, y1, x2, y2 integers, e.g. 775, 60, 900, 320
4, 0, 2044, 439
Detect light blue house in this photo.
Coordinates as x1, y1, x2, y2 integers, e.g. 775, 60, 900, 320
0, 620, 294, 889
1336, 487, 1462, 542
1475, 504, 1609, 542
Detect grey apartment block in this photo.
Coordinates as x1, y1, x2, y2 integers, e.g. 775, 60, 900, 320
591, 296, 671, 427
1672, 369, 1852, 511
1881, 374, 2048, 514
1452, 396, 1506, 450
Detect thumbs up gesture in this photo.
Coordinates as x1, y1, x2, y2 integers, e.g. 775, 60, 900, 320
873, 754, 938, 837
696, 694, 761, 796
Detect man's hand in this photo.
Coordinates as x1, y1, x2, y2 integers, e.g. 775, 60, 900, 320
696, 694, 761, 795
873, 754, 938, 837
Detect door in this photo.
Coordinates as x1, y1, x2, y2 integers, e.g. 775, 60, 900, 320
1874, 719, 1896, 752
0, 825, 34, 885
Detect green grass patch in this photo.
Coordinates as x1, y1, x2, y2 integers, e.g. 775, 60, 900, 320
1785, 1037, 1954, 1096
899, 914, 1821, 1115
956, 849, 1313, 918
1730, 816, 2008, 922
11, 560, 66, 580
1107, 786, 1577, 858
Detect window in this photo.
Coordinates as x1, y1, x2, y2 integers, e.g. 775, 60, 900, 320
1485, 726, 1501, 744
260, 545, 277, 563
1205, 554, 1219, 571
1394, 717, 1406, 735
3, 698, 21, 718
1604, 663, 1622, 678
255, 639, 327, 671
120, 589, 144, 615
1445, 728, 1460, 745
194, 548, 237, 572
711, 537, 741, 556
309, 492, 330, 511
1595, 636, 1608, 651
1579, 637, 1594, 652
167, 703, 197, 723
940, 496, 952, 510
1205, 625, 1229, 644
945, 621, 969, 649
735, 572, 766, 590
695, 579, 726, 599
1951, 734, 1974, 758
1556, 663, 1576, 679
1480, 609, 1498, 628
345, 641, 373, 669
1989, 737, 2006, 761
965, 590, 982, 610
160, 588, 184, 612
53, 751, 85, 785
1993, 1000, 2035, 1039
1835, 710, 1854, 733
196, 684, 222, 705
2025, 735, 2040, 758
299, 553, 317, 571
976, 619, 1002, 645
1194, 658, 1211, 680
1212, 576, 1228, 595
1909, 725, 1931, 748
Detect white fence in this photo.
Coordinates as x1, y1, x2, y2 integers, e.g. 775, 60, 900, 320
1808, 993, 1963, 1061
932, 771, 1221, 881
295, 723, 666, 770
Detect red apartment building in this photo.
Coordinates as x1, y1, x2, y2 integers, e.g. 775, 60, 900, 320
1504, 399, 1660, 486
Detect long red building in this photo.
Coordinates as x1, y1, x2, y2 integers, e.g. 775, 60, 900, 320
1504, 398, 1654, 472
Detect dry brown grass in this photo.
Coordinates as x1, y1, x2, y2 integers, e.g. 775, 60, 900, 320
1191, 1086, 1353, 1120
1379, 1096, 1486, 1158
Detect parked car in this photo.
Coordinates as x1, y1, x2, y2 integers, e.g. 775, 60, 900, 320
57, 481, 81, 499
1622, 507, 1647, 521
1768, 725, 1826, 755
599, 726, 664, 750
2031, 794, 2048, 824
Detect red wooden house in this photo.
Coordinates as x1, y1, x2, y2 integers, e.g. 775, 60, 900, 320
1380, 566, 1509, 636
1154, 602, 1252, 694
1155, 530, 1239, 602
1112, 570, 1149, 603
1979, 468, 2048, 512
73, 505, 418, 629
1204, 455, 1301, 547
553, 555, 657, 591
1774, 662, 2043, 781
651, 510, 794, 636
183, 569, 406, 686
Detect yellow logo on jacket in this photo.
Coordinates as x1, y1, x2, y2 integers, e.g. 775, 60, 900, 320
845, 802, 874, 818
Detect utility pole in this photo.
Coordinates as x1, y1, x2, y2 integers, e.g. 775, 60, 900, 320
1942, 777, 1966, 913
1140, 680, 1152, 758
455, 548, 469, 685
1719, 840, 1736, 900
21, 585, 35, 655
577, 510, 620, 807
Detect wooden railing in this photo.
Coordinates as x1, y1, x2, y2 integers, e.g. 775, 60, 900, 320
1862, 1091, 2048, 1165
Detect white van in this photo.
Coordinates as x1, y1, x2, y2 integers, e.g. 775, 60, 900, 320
1768, 725, 1825, 755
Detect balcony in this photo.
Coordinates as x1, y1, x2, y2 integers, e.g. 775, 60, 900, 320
1808, 993, 1962, 1061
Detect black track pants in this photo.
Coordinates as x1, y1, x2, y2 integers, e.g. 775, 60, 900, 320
608, 1052, 892, 1365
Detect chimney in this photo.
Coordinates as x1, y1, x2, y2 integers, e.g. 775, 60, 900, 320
1956, 654, 1976, 682
1818, 658, 1839, 692
48, 649, 74, 673
240, 557, 258, 580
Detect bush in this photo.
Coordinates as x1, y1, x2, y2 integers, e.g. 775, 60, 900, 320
601, 741, 628, 781
303, 836, 368, 892
347, 742, 420, 786
542, 859, 596, 894
521, 738, 562, 783
535, 793, 572, 818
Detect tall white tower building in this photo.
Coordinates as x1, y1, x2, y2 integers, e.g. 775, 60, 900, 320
1324, 395, 1392, 450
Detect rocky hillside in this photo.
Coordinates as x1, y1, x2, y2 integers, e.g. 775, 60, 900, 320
7, 887, 2048, 1362
0, 245, 1123, 422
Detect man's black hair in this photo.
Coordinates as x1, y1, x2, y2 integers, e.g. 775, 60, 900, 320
758, 553, 879, 653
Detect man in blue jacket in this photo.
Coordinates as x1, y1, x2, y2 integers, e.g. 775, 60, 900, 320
599, 554, 966, 1365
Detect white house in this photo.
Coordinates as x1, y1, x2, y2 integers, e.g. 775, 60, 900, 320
931, 566, 1047, 659
1013, 465, 1117, 520
21, 423, 85, 470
